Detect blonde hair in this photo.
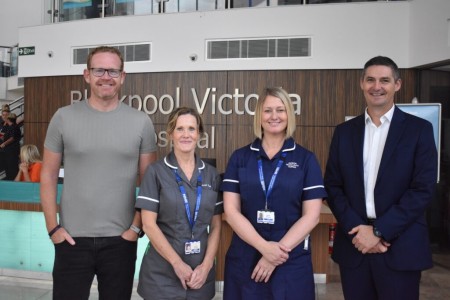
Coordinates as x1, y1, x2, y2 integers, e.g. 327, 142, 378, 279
7, 112, 16, 122
253, 87, 296, 139
20, 144, 42, 164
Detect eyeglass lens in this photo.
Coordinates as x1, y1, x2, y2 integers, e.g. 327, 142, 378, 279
90, 68, 121, 78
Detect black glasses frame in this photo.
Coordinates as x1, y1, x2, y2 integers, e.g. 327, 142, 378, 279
89, 68, 122, 78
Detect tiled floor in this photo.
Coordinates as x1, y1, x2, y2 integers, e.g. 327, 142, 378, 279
0, 245, 449, 300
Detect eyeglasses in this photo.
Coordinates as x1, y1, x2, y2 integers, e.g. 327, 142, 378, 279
89, 68, 122, 78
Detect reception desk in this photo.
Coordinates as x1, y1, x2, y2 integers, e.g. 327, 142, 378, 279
311, 204, 337, 283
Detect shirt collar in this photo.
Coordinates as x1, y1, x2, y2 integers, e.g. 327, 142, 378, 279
250, 137, 296, 155
163, 151, 205, 170
364, 104, 395, 126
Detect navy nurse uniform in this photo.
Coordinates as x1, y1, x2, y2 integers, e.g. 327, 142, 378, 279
221, 138, 327, 300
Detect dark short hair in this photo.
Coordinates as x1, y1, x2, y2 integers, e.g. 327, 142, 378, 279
87, 46, 124, 71
167, 107, 204, 136
362, 56, 400, 81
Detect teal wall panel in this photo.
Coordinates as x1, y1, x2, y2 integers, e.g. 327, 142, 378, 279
0, 209, 150, 278
0, 181, 148, 278
0, 181, 62, 203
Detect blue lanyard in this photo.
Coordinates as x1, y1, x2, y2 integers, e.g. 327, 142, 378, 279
173, 169, 202, 239
257, 152, 287, 210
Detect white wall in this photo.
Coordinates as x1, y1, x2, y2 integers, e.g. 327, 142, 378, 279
409, 0, 450, 67
15, 1, 450, 77
0, 0, 45, 47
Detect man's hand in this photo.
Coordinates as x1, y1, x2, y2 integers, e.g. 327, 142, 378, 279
349, 225, 380, 254
50, 227, 76, 246
366, 240, 391, 254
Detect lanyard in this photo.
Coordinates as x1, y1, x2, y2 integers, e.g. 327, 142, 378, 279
257, 152, 286, 210
173, 169, 202, 239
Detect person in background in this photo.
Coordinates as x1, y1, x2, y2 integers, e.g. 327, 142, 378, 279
0, 108, 10, 174
0, 113, 21, 180
0, 104, 10, 120
15, 144, 42, 182
324, 56, 437, 300
221, 87, 326, 300
0, 107, 10, 137
40, 46, 157, 300
136, 107, 223, 300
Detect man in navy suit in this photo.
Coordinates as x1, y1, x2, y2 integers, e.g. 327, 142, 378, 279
324, 56, 437, 300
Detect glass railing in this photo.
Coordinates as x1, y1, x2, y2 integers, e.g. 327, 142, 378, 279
45, 0, 402, 23
0, 46, 18, 78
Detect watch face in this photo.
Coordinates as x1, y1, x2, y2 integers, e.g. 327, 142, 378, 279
374, 228, 382, 238
138, 231, 145, 238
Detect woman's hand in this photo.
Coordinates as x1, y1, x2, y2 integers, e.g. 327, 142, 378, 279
19, 162, 28, 172
251, 256, 276, 283
173, 260, 194, 290
187, 261, 212, 289
260, 241, 290, 266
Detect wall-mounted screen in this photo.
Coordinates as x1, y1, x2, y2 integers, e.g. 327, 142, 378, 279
397, 103, 441, 182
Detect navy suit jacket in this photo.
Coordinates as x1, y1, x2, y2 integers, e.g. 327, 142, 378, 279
324, 106, 437, 271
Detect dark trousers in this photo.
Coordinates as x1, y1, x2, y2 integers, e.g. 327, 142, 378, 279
339, 253, 421, 300
0, 145, 19, 180
53, 236, 137, 300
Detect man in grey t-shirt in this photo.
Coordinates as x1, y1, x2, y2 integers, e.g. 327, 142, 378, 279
40, 46, 157, 300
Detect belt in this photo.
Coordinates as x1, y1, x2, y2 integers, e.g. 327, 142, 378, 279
367, 218, 376, 225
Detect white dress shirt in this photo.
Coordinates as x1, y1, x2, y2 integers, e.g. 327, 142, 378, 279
363, 105, 395, 219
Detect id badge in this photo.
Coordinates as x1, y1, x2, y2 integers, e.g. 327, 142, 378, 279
185, 240, 201, 255
257, 210, 275, 224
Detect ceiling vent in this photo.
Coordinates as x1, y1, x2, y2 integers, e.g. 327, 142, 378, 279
207, 37, 311, 60
72, 43, 151, 65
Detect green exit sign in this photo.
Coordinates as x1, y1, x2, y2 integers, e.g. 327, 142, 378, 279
18, 46, 35, 56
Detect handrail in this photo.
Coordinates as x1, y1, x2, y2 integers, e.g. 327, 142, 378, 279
9, 96, 24, 110
8, 96, 24, 119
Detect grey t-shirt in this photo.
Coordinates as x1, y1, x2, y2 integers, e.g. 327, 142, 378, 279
44, 100, 157, 237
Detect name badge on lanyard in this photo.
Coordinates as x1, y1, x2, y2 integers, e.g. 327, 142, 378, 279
173, 169, 202, 255
257, 210, 275, 224
256, 152, 286, 225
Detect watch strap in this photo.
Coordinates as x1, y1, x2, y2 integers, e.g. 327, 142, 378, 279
373, 227, 383, 238
130, 224, 144, 238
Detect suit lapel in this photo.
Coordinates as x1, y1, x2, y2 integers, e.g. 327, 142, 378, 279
351, 115, 366, 182
376, 106, 407, 182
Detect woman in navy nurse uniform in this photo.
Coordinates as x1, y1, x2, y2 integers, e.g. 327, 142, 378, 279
222, 87, 327, 300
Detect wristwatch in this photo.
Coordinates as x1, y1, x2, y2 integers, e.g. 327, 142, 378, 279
373, 227, 383, 238
130, 225, 145, 238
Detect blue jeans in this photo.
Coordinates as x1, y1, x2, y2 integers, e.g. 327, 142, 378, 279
52, 236, 137, 300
